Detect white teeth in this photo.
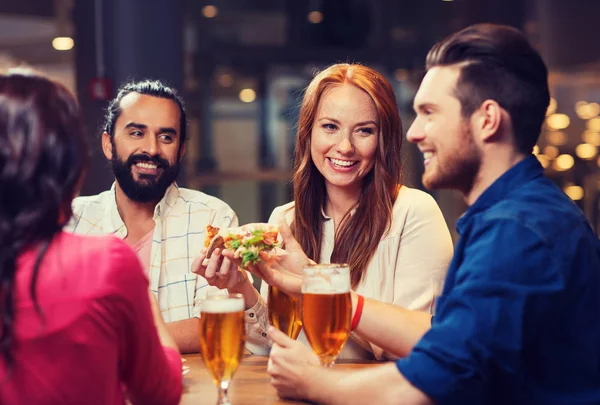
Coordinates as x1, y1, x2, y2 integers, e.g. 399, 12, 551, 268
423, 152, 433, 160
330, 158, 356, 167
136, 162, 157, 169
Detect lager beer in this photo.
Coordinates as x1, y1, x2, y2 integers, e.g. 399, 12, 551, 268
301, 264, 351, 367
198, 294, 246, 405
302, 291, 351, 362
268, 285, 302, 339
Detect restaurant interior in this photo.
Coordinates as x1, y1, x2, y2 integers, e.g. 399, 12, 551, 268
1, 0, 598, 239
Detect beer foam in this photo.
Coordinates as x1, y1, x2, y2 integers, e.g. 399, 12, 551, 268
302, 265, 351, 293
302, 289, 349, 295
201, 297, 244, 313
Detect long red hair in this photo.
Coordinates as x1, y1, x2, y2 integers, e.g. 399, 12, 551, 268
291, 64, 403, 288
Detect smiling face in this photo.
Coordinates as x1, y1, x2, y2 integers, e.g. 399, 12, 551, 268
102, 92, 183, 203
310, 84, 379, 197
406, 66, 482, 194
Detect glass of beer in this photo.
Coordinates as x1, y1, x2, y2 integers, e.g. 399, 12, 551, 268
198, 293, 246, 405
268, 285, 303, 339
301, 264, 352, 367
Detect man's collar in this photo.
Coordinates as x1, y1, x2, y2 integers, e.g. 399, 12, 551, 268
155, 182, 180, 218
107, 182, 180, 231
457, 155, 544, 233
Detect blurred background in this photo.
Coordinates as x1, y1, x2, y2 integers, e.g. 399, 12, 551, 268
1, 0, 599, 240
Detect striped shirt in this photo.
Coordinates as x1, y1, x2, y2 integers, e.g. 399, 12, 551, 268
65, 183, 238, 322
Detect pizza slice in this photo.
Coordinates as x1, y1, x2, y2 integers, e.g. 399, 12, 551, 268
204, 223, 280, 268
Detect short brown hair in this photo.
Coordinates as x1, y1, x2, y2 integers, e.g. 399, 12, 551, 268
426, 23, 550, 154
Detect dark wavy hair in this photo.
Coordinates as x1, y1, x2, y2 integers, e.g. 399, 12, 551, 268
426, 23, 550, 154
291, 64, 402, 288
103, 80, 187, 156
0, 70, 88, 369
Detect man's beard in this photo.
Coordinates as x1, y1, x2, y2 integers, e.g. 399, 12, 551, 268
423, 123, 482, 195
111, 147, 180, 203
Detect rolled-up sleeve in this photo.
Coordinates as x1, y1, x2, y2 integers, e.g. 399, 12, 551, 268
396, 219, 561, 403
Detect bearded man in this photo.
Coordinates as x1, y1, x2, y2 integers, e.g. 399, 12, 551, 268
67, 80, 267, 353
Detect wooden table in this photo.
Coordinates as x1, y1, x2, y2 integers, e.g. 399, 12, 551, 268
180, 354, 378, 405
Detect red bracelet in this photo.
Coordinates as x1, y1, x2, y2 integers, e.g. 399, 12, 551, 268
351, 294, 364, 331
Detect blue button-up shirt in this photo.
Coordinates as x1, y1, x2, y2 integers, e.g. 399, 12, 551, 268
397, 156, 600, 404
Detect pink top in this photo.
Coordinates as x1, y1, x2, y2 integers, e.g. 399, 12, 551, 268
0, 232, 182, 405
131, 228, 154, 272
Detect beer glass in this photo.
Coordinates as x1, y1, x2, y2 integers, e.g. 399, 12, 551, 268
301, 264, 352, 367
199, 294, 246, 405
268, 285, 303, 339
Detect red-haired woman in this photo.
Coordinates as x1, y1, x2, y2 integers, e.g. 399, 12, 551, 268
265, 63, 453, 360
196, 63, 453, 360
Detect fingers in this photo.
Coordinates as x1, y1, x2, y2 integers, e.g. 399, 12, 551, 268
190, 254, 205, 275
268, 338, 312, 401
217, 256, 233, 278
267, 325, 295, 348
221, 250, 239, 264
278, 219, 295, 248
202, 248, 220, 279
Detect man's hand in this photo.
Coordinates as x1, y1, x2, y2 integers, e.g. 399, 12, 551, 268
192, 247, 248, 291
267, 326, 320, 400
268, 325, 434, 405
192, 248, 259, 309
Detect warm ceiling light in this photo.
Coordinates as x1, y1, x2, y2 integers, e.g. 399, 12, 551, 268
576, 102, 600, 120
554, 154, 574, 171
575, 143, 598, 160
52, 36, 74, 51
586, 117, 600, 132
546, 97, 557, 116
582, 131, 600, 146
545, 131, 568, 146
543, 145, 559, 159
563, 185, 584, 201
546, 113, 570, 130
239, 88, 256, 103
202, 5, 218, 18
575, 101, 588, 117
308, 11, 323, 24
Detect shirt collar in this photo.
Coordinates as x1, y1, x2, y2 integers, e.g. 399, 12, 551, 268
320, 205, 332, 220
155, 182, 180, 218
319, 204, 358, 221
107, 182, 180, 234
457, 155, 544, 234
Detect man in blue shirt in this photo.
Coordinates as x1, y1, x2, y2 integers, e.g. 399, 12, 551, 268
258, 23, 600, 404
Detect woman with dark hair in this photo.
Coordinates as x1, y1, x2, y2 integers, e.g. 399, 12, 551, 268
197, 63, 453, 360
0, 71, 182, 404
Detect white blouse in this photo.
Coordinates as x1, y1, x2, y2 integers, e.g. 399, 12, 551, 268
250, 186, 454, 360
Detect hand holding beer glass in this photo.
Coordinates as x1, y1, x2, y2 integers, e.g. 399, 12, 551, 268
199, 294, 246, 405
301, 264, 352, 367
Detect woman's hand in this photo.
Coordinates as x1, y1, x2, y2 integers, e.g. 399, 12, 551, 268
234, 220, 312, 296
270, 219, 312, 275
